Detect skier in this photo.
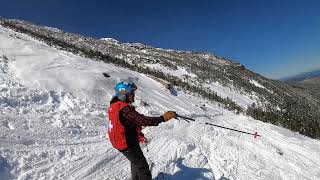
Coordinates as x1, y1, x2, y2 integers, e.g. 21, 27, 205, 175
108, 82, 176, 180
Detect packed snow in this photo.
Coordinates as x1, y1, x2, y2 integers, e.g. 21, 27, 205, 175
1, 25, 320, 180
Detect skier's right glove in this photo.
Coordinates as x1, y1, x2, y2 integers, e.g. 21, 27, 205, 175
163, 111, 177, 122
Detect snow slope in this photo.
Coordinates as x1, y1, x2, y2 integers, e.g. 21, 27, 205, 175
1, 25, 320, 180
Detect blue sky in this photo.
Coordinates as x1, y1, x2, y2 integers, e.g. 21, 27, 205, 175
1, 0, 320, 79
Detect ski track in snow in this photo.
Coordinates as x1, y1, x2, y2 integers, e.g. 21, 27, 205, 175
0, 25, 320, 180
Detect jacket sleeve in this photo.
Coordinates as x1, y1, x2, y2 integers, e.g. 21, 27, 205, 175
121, 106, 164, 126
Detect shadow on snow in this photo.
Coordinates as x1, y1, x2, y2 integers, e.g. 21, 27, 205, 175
153, 158, 230, 180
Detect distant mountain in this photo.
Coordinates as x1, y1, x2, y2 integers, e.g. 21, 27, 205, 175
281, 69, 320, 83
284, 70, 320, 106
283, 70, 320, 100
301, 77, 320, 84
1, 18, 320, 138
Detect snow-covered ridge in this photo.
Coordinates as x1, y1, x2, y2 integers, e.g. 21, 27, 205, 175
43, 26, 63, 33
100, 37, 120, 44
0, 20, 265, 109
2, 19, 320, 139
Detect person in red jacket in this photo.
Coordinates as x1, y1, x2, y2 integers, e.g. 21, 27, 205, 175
108, 82, 176, 180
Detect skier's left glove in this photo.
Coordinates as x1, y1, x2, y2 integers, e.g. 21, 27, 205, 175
163, 111, 177, 122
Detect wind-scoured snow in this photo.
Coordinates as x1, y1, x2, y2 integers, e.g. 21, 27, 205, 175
144, 63, 198, 78
1, 25, 320, 180
100, 38, 120, 44
203, 82, 258, 109
249, 79, 266, 90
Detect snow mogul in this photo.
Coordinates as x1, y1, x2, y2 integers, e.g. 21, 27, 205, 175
108, 82, 176, 180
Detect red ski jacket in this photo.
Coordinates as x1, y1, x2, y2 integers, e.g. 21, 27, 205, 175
108, 97, 164, 150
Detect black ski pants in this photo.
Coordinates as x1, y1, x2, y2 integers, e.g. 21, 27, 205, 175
121, 146, 152, 180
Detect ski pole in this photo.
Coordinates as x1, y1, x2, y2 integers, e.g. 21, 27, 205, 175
146, 143, 149, 152
177, 115, 261, 138
145, 137, 149, 152
176, 115, 195, 122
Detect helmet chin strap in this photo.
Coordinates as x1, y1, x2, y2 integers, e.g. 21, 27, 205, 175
126, 94, 135, 103
118, 94, 134, 103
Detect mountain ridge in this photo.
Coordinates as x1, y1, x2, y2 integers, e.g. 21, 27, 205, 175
1, 18, 319, 138
281, 69, 320, 82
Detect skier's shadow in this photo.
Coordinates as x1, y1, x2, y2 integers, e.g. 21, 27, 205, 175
154, 158, 230, 180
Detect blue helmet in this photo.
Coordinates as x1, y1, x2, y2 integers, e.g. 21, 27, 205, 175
114, 82, 137, 100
